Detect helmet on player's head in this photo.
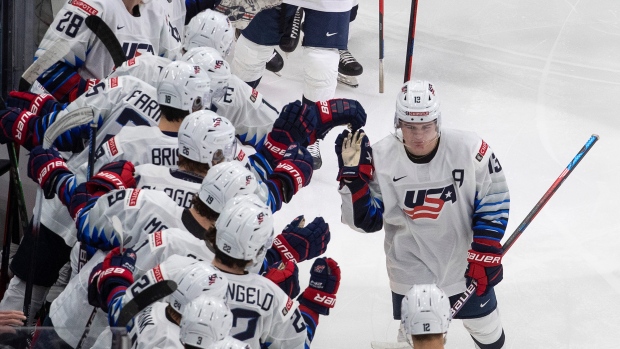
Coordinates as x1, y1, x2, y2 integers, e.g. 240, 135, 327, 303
167, 263, 229, 313
183, 9, 235, 57
178, 110, 237, 166
179, 295, 233, 349
181, 47, 231, 102
401, 284, 451, 336
211, 336, 252, 349
198, 162, 259, 214
394, 80, 441, 131
157, 61, 212, 113
215, 194, 274, 266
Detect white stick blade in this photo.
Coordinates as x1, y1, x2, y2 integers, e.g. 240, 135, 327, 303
43, 107, 95, 148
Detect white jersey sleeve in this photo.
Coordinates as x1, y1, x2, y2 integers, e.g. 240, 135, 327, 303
76, 188, 184, 250
108, 55, 173, 88
213, 75, 278, 148
128, 302, 184, 349
135, 165, 201, 208
226, 273, 306, 349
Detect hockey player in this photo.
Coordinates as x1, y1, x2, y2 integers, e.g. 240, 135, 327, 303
88, 255, 230, 349
35, 0, 181, 103
179, 294, 234, 348
400, 284, 451, 349
337, 80, 509, 348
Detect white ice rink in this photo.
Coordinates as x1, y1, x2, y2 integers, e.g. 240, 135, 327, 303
254, 0, 620, 347
1, 0, 619, 347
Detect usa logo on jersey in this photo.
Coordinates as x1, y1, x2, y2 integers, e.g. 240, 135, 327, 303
402, 184, 457, 220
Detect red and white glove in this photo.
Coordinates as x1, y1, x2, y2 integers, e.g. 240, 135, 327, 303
86, 160, 136, 195
465, 241, 503, 296
298, 257, 341, 319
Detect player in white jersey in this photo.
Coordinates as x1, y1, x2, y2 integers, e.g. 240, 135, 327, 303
400, 284, 451, 349
89, 255, 230, 349
179, 294, 233, 348
35, 0, 181, 103
337, 80, 509, 348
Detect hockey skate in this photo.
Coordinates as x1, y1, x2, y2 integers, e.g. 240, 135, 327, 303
307, 140, 322, 170
338, 49, 363, 88
279, 7, 303, 53
266, 49, 284, 76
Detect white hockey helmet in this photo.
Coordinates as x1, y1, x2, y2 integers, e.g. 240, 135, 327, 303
167, 263, 229, 313
211, 336, 252, 349
181, 47, 231, 102
215, 194, 274, 265
178, 110, 237, 166
401, 284, 452, 336
198, 161, 259, 214
183, 9, 235, 57
394, 80, 441, 131
157, 61, 212, 113
179, 295, 233, 349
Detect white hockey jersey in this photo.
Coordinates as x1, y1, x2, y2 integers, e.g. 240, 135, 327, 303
135, 165, 201, 209
108, 54, 173, 88
226, 273, 307, 349
40, 76, 162, 245
213, 75, 278, 148
36, 0, 180, 81
339, 129, 510, 296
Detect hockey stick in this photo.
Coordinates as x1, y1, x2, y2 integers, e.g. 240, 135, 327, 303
117, 280, 177, 327
450, 134, 600, 317
22, 107, 95, 324
85, 16, 127, 68
403, 0, 418, 83
379, 0, 385, 93
18, 40, 71, 92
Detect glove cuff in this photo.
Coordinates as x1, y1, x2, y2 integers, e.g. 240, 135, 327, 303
260, 133, 290, 165
301, 287, 336, 309
12, 110, 37, 146
272, 161, 306, 194
272, 235, 301, 263
467, 249, 502, 267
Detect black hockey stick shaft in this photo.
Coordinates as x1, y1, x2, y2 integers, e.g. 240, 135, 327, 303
403, 0, 418, 83
118, 280, 177, 327
85, 16, 127, 68
451, 134, 600, 317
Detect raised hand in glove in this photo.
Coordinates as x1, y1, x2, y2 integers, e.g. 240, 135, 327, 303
88, 247, 136, 312
263, 260, 300, 298
86, 160, 136, 195
271, 143, 313, 200
465, 241, 503, 296
273, 215, 330, 263
28, 145, 72, 199
312, 99, 367, 142
260, 101, 317, 165
334, 129, 374, 182
298, 257, 341, 317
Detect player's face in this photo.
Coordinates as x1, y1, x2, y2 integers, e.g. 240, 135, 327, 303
399, 120, 439, 156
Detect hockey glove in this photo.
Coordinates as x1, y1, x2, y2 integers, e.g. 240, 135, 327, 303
0, 107, 39, 148
27, 146, 72, 199
270, 143, 313, 201
312, 99, 367, 142
215, 0, 283, 29
6, 91, 63, 116
273, 215, 330, 263
86, 160, 136, 195
259, 101, 317, 165
298, 257, 341, 316
263, 260, 300, 298
465, 241, 503, 296
88, 247, 137, 312
335, 129, 374, 183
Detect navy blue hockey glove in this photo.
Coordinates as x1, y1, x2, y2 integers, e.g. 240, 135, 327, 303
335, 129, 374, 183
86, 160, 136, 195
28, 146, 72, 199
465, 241, 503, 296
6, 91, 63, 116
259, 101, 317, 165
298, 257, 341, 316
270, 143, 313, 201
88, 247, 136, 312
263, 260, 300, 298
273, 215, 330, 263
0, 107, 39, 148
312, 99, 367, 142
